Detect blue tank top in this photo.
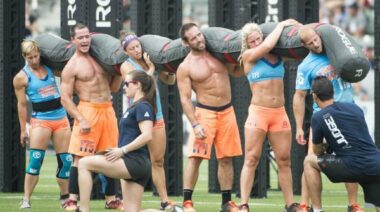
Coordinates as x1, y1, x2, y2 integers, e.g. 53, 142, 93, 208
126, 58, 163, 120
246, 57, 285, 83
22, 64, 67, 120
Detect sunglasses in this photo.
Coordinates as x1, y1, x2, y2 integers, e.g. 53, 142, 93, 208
124, 80, 137, 87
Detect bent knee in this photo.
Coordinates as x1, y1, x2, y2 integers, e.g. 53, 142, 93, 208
151, 158, 165, 167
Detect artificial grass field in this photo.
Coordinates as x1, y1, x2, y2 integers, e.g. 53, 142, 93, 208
0, 153, 374, 212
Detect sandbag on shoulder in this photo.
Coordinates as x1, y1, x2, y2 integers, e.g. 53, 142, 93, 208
201, 27, 241, 64
90, 33, 128, 75
315, 24, 369, 82
139, 35, 189, 73
34, 33, 76, 71
260, 22, 309, 59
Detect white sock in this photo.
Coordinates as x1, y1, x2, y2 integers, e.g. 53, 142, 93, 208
312, 208, 323, 212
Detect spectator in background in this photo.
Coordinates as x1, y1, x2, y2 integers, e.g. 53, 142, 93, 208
25, 14, 39, 39
342, 2, 366, 38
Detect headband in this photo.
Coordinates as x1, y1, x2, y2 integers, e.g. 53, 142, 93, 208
122, 34, 139, 50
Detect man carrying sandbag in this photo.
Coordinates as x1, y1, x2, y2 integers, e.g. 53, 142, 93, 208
293, 25, 362, 212
177, 23, 244, 212
60, 23, 123, 211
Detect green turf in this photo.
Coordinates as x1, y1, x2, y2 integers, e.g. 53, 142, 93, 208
0, 153, 375, 212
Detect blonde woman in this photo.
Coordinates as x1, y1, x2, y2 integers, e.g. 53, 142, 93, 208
14, 40, 72, 209
238, 19, 300, 212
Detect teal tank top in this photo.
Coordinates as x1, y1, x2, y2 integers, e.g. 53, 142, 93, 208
246, 57, 285, 83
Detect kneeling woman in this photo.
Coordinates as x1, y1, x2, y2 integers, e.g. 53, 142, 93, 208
78, 71, 156, 212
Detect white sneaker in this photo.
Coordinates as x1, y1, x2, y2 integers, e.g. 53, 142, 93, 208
19, 199, 31, 209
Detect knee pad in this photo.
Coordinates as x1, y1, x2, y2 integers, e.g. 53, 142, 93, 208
26, 149, 45, 175
56, 153, 73, 179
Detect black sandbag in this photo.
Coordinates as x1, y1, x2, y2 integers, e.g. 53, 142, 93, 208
34, 33, 76, 71
90, 33, 128, 75
315, 24, 370, 82
260, 22, 309, 59
139, 35, 189, 73
201, 27, 241, 64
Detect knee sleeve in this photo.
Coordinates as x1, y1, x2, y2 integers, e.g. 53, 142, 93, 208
56, 153, 73, 179
26, 149, 45, 175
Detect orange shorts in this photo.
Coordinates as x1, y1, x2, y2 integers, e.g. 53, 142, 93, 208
68, 101, 119, 156
245, 104, 291, 132
188, 104, 242, 159
154, 118, 165, 129
30, 117, 70, 132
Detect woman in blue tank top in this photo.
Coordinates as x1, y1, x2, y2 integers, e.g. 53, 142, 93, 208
237, 19, 302, 212
14, 40, 72, 209
119, 33, 176, 209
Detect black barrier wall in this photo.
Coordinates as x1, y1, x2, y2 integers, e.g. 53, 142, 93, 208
130, 0, 183, 196
0, 0, 26, 192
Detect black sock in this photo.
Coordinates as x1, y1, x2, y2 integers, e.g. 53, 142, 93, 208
68, 166, 79, 195
221, 190, 232, 205
104, 176, 116, 196
183, 189, 193, 202
60, 193, 69, 200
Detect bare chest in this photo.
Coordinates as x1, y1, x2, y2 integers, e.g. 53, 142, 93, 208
189, 56, 227, 82
75, 58, 106, 82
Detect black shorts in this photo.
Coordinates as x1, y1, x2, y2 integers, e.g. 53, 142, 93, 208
318, 154, 380, 207
122, 152, 151, 187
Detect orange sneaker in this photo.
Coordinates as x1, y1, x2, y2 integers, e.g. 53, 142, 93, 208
220, 201, 239, 212
105, 199, 123, 210
62, 199, 78, 211
347, 203, 364, 212
298, 203, 312, 212
183, 200, 196, 212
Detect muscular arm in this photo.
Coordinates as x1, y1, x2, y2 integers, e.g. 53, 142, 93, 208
121, 120, 153, 153
293, 90, 307, 130
177, 66, 197, 126
60, 65, 84, 122
158, 71, 176, 85
293, 90, 307, 144
13, 72, 28, 134
242, 22, 288, 63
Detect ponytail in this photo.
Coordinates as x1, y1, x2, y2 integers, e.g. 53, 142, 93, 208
130, 71, 157, 122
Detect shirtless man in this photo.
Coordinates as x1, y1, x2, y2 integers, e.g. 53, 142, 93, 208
60, 23, 123, 211
177, 23, 244, 212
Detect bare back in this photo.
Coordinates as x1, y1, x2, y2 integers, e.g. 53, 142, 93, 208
179, 52, 231, 106
66, 53, 112, 102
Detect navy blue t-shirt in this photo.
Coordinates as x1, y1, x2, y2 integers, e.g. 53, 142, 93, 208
118, 101, 154, 156
311, 102, 380, 176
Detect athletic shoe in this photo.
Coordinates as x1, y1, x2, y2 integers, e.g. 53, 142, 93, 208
105, 199, 123, 210
347, 203, 364, 212
220, 201, 238, 212
63, 199, 78, 211
284, 203, 301, 212
19, 199, 31, 209
238, 203, 249, 212
299, 203, 312, 212
183, 200, 196, 212
160, 200, 177, 211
